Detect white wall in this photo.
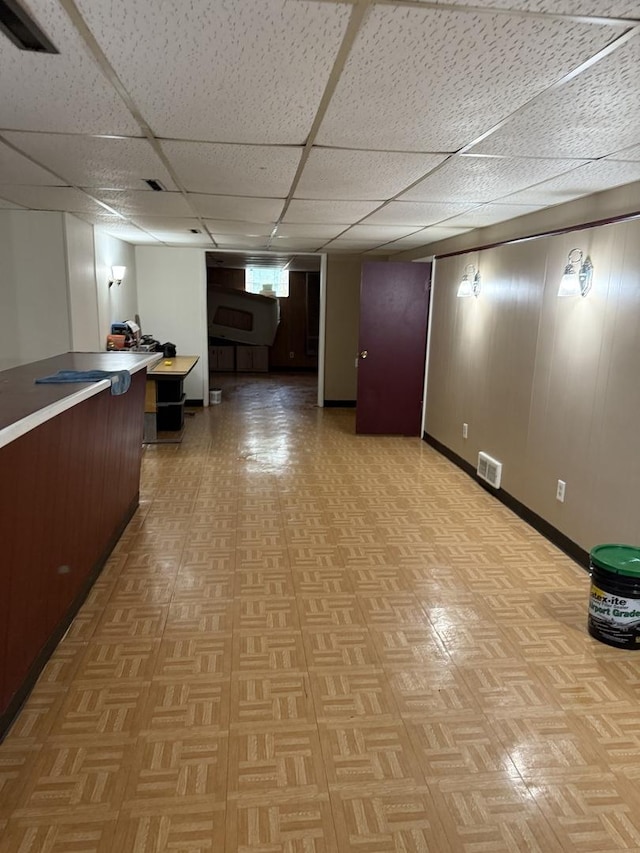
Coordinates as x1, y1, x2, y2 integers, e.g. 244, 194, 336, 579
0, 211, 70, 370
94, 229, 139, 347
135, 247, 208, 401
64, 214, 100, 351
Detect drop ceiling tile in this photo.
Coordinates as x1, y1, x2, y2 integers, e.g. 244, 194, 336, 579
0, 1, 139, 135
144, 232, 213, 246
0, 142, 61, 186
191, 196, 284, 222
608, 144, 640, 162
0, 186, 110, 213
274, 223, 345, 240
387, 226, 472, 248
90, 189, 193, 217
75, 0, 350, 144
317, 5, 620, 151
0, 198, 24, 209
205, 220, 271, 238
129, 216, 203, 232
215, 236, 272, 250
79, 216, 160, 243
443, 203, 545, 228
2, 133, 177, 191
471, 37, 640, 158
324, 238, 387, 251
295, 149, 447, 200
362, 201, 474, 227
283, 200, 381, 224
412, 0, 640, 16
342, 224, 424, 241
97, 226, 161, 244
400, 155, 589, 203
503, 160, 640, 205
160, 142, 301, 196
270, 238, 325, 251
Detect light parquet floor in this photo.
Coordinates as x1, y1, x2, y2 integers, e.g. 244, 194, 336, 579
2, 373, 640, 852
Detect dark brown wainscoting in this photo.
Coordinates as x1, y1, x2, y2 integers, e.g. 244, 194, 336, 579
0, 370, 146, 737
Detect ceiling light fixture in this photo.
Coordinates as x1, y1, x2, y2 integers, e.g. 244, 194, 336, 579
558, 248, 593, 297
108, 265, 126, 287
0, 0, 58, 53
457, 264, 481, 298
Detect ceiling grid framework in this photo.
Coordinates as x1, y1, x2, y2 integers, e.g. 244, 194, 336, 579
0, 0, 638, 258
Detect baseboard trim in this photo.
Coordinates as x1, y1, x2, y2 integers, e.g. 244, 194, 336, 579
0, 494, 140, 741
324, 400, 356, 408
423, 432, 590, 571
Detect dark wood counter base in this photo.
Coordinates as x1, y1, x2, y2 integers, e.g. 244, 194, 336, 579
0, 369, 147, 739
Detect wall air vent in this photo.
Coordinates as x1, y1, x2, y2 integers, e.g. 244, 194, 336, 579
0, 0, 58, 53
477, 451, 502, 489
144, 179, 166, 192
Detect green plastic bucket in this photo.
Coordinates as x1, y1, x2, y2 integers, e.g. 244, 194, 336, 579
588, 544, 640, 649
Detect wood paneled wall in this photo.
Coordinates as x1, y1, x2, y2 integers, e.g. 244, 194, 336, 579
0, 371, 146, 734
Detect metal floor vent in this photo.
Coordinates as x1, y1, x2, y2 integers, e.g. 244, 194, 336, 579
477, 451, 502, 489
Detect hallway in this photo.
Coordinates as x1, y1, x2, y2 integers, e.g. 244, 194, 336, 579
1, 374, 639, 852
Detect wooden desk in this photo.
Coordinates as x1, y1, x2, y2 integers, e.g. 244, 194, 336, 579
144, 355, 199, 443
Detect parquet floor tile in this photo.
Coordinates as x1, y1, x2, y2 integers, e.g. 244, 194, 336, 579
4, 373, 640, 852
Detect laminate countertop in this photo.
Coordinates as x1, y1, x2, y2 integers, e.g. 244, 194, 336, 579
0, 351, 160, 449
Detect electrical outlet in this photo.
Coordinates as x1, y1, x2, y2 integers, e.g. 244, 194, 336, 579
556, 480, 566, 502
289, 351, 294, 359
462, 423, 468, 439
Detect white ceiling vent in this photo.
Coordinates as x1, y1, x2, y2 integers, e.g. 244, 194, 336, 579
477, 451, 502, 489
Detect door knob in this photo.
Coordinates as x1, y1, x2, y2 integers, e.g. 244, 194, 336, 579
360, 350, 368, 359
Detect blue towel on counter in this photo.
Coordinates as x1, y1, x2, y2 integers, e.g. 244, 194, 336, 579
35, 369, 131, 396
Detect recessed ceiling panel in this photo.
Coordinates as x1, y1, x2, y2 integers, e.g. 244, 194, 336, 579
283, 200, 381, 224
90, 190, 193, 217
0, 1, 139, 135
504, 160, 640, 205
160, 142, 301, 197
400, 155, 588, 203
471, 38, 640, 158
75, 0, 350, 144
317, 5, 620, 151
0, 141, 61, 186
444, 203, 544, 228
362, 201, 474, 227
191, 196, 284, 223
412, 0, 640, 17
295, 149, 448, 200
0, 186, 110, 213
3, 133, 177, 191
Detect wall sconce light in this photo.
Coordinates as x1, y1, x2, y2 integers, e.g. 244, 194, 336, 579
457, 264, 481, 298
108, 265, 126, 287
558, 249, 593, 297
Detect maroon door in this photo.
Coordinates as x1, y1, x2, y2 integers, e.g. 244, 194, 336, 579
356, 261, 431, 435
